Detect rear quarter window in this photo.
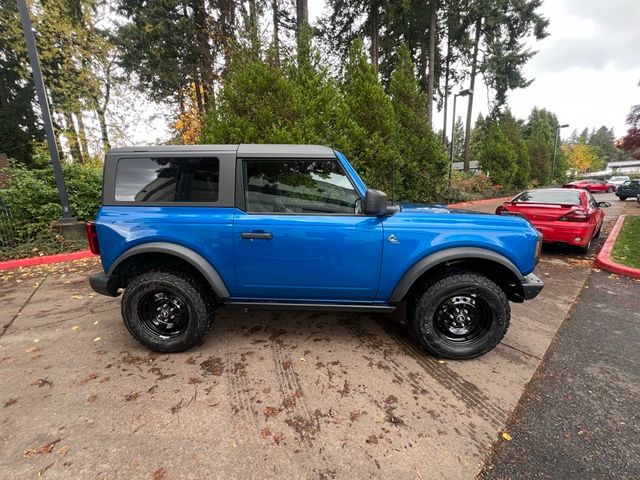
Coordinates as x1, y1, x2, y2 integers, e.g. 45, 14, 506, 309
115, 157, 219, 202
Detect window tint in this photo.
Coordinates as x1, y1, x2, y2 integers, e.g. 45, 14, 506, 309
115, 157, 219, 202
243, 159, 359, 214
514, 190, 582, 205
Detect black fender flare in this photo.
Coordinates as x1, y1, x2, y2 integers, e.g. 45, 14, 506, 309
389, 247, 524, 303
108, 242, 230, 299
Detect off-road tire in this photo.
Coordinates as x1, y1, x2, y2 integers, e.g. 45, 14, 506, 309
121, 269, 215, 352
618, 196, 627, 201
408, 271, 510, 359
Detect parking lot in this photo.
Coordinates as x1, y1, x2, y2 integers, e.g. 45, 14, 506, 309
0, 194, 632, 479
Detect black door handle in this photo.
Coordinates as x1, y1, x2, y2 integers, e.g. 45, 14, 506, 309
241, 232, 273, 240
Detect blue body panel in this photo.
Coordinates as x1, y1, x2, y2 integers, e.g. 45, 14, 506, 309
96, 206, 237, 291
96, 152, 540, 305
232, 212, 383, 301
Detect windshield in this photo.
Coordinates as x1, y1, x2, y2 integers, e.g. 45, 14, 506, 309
610, 176, 629, 181
513, 190, 582, 205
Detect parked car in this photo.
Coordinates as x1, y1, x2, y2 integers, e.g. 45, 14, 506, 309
563, 179, 616, 193
87, 144, 544, 359
495, 188, 610, 254
615, 179, 640, 201
608, 175, 630, 188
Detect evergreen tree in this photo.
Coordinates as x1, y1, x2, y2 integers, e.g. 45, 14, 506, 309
452, 117, 465, 164
588, 126, 617, 166
477, 120, 517, 187
500, 110, 530, 188
389, 45, 447, 200
341, 39, 397, 194
0, 0, 44, 163
525, 107, 563, 184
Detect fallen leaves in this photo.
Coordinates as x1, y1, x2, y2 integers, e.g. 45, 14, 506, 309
79, 372, 98, 385
170, 399, 184, 414
24, 438, 62, 457
502, 431, 512, 441
4, 398, 17, 407
30, 378, 53, 388
125, 392, 141, 402
152, 467, 167, 480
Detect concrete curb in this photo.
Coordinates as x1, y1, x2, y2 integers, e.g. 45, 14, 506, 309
448, 196, 513, 208
0, 250, 96, 271
594, 215, 640, 279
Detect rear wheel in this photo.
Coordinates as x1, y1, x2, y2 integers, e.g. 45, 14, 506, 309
576, 236, 592, 254
121, 269, 214, 352
619, 196, 627, 201
409, 271, 510, 359
607, 187, 615, 193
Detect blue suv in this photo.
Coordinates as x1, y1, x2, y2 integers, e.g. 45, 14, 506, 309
88, 145, 543, 359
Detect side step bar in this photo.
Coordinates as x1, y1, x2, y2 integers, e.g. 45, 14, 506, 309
224, 301, 396, 313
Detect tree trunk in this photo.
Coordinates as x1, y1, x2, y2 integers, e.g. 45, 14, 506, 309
193, 72, 204, 114
75, 111, 90, 160
463, 17, 481, 171
248, 0, 260, 58
296, 0, 308, 56
370, 1, 379, 74
272, 0, 280, 65
426, 0, 437, 126
63, 111, 83, 163
194, 0, 214, 109
442, 32, 451, 145
95, 106, 110, 152
218, 0, 235, 76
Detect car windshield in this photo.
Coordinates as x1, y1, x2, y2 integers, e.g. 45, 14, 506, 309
513, 190, 582, 205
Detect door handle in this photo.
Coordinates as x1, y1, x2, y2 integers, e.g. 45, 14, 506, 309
241, 232, 273, 240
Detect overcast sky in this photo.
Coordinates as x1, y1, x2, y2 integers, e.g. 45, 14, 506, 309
309, 0, 640, 139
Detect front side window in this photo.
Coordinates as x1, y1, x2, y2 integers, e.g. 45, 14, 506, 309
243, 159, 359, 214
115, 157, 219, 202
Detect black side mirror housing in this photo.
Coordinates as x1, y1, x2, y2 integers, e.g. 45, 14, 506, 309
597, 201, 611, 208
363, 189, 388, 215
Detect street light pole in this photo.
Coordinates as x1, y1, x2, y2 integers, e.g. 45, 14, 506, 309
448, 89, 473, 188
17, 0, 74, 221
551, 123, 570, 184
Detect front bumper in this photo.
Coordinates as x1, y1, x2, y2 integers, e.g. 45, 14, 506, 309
521, 273, 544, 300
89, 272, 121, 297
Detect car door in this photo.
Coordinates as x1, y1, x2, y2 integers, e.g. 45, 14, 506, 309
585, 192, 603, 232
232, 156, 383, 302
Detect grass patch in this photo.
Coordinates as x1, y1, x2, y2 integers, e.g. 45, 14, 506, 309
612, 215, 640, 269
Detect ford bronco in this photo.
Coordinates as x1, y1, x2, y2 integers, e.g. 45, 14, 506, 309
88, 145, 544, 359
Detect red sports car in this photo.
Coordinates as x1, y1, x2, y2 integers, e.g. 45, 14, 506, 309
496, 189, 610, 253
563, 179, 616, 193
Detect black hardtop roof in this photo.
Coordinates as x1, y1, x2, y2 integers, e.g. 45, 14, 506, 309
107, 144, 336, 158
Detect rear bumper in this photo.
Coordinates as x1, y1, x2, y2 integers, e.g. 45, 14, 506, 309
89, 272, 121, 297
521, 273, 544, 300
531, 221, 594, 246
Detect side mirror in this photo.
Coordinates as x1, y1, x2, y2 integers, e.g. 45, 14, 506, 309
363, 189, 388, 215
597, 201, 611, 208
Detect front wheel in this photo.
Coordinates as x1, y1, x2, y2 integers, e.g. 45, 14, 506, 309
121, 269, 214, 352
409, 271, 510, 359
619, 196, 627, 201
607, 187, 615, 193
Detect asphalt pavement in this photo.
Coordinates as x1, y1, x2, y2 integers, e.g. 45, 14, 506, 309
481, 269, 640, 479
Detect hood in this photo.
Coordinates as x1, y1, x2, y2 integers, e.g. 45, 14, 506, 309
399, 202, 492, 216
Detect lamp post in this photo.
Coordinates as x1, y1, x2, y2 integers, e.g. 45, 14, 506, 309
551, 123, 570, 184
17, 0, 74, 221
448, 89, 473, 188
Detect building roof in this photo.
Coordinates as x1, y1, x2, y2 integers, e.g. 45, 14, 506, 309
451, 160, 480, 170
607, 160, 640, 168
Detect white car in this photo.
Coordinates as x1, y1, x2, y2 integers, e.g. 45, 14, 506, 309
608, 175, 630, 188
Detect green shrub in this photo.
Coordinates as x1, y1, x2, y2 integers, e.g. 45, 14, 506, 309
0, 147, 103, 241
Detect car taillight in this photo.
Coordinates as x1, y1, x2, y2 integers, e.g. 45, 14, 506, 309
86, 222, 100, 254
559, 209, 590, 222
